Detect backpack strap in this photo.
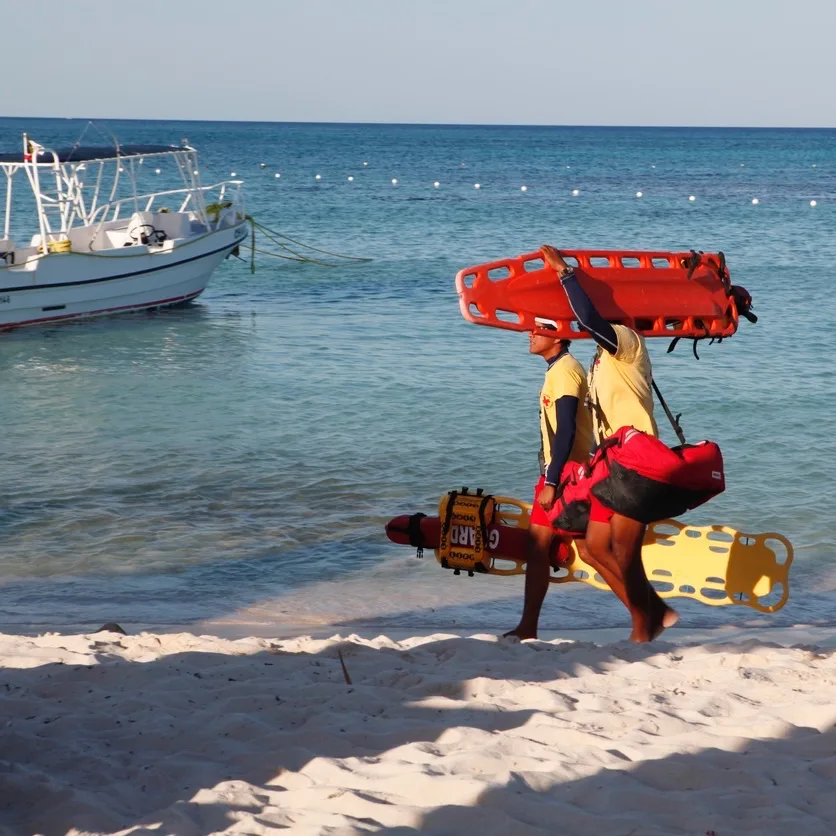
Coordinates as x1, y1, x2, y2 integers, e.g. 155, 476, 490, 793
651, 378, 686, 445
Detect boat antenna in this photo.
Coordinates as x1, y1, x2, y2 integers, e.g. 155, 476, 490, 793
69, 121, 94, 151
73, 120, 121, 153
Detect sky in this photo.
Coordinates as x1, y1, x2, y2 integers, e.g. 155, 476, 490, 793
2, 0, 836, 127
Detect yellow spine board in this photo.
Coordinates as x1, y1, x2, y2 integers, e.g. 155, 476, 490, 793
436, 491, 496, 573
449, 495, 794, 613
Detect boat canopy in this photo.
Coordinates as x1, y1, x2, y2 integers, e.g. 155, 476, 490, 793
0, 145, 181, 164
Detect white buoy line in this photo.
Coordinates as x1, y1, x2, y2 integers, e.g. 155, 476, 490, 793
248, 167, 825, 207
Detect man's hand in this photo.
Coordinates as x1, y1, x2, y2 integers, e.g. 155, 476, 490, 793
537, 483, 557, 512
541, 244, 573, 277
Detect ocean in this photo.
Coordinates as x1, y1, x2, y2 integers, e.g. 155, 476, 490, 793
0, 117, 833, 636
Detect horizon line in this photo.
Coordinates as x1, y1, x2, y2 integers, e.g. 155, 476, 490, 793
2, 115, 836, 131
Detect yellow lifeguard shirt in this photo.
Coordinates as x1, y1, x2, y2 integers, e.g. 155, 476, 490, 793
540, 353, 595, 472
588, 324, 658, 443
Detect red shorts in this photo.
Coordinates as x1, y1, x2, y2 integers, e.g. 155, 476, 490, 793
531, 475, 552, 527
531, 477, 573, 565
588, 495, 615, 525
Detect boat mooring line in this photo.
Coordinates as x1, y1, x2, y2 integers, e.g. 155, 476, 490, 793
247, 217, 372, 268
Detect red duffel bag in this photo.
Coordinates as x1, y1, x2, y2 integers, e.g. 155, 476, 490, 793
548, 426, 725, 533
590, 426, 725, 524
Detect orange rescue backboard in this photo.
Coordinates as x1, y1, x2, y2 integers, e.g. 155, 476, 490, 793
456, 249, 743, 340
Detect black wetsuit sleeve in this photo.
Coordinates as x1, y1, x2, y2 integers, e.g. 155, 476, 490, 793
544, 395, 579, 485
560, 272, 619, 355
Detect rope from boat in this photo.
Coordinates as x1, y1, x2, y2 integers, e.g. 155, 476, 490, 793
245, 223, 344, 267
239, 244, 348, 268
246, 216, 372, 264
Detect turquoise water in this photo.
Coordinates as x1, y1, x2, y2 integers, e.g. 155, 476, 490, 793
0, 118, 834, 634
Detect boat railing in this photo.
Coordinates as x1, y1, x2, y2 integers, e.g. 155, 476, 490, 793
86, 180, 244, 233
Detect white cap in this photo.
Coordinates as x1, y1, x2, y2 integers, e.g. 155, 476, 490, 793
534, 317, 558, 331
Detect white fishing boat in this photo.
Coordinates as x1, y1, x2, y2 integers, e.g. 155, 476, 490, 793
0, 134, 247, 329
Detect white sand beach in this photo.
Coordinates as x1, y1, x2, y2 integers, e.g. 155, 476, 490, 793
2, 627, 836, 835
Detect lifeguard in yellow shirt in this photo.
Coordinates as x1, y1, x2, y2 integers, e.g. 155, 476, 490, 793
504, 318, 594, 641
543, 244, 679, 643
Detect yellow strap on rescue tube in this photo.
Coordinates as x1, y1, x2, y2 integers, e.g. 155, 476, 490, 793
436, 489, 496, 575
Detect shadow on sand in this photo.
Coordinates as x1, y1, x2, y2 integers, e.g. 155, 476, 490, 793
2, 633, 834, 834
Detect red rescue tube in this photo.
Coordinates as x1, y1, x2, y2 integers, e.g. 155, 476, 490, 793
385, 514, 569, 566
385, 514, 443, 547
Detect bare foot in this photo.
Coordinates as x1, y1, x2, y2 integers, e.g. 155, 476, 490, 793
629, 605, 680, 643
503, 626, 538, 641
541, 244, 572, 276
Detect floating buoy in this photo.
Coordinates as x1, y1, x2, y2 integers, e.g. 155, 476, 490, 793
391, 178, 398, 185
689, 195, 696, 202
572, 189, 580, 196
751, 198, 759, 205
740, 163, 745, 167
651, 165, 656, 169
474, 183, 481, 189
231, 172, 237, 177
363, 161, 368, 166
315, 174, 321, 180
348, 176, 354, 181
521, 185, 527, 192
260, 163, 267, 168
812, 164, 817, 168
193, 170, 199, 175
155, 168, 161, 174
810, 200, 817, 207
434, 181, 440, 188
636, 191, 643, 198
274, 173, 280, 179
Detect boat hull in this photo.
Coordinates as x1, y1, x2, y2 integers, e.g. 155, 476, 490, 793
0, 223, 247, 329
